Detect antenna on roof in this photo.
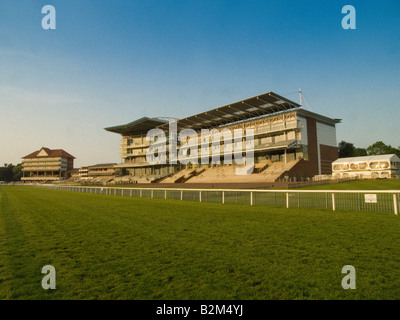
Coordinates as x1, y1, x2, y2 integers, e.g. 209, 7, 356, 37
299, 88, 303, 107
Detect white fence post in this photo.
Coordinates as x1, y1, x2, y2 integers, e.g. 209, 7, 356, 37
286, 192, 289, 208
199, 191, 202, 202
393, 193, 398, 215
250, 192, 253, 206
325, 192, 328, 209
332, 193, 336, 211
222, 191, 225, 204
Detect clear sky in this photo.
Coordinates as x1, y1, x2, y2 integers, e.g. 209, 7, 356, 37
1, 0, 399, 167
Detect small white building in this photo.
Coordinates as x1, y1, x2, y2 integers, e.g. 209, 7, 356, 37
332, 154, 400, 179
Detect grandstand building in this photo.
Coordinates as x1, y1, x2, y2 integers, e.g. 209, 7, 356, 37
87, 163, 120, 183
105, 92, 341, 184
79, 166, 89, 178
21, 147, 75, 183
332, 154, 400, 179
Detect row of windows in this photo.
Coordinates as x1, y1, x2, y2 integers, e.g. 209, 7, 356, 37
333, 161, 394, 171
125, 133, 299, 154
124, 125, 300, 147
333, 171, 392, 179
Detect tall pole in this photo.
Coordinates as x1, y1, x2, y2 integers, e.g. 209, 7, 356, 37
299, 88, 303, 107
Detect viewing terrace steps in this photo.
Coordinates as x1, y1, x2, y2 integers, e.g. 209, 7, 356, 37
107, 160, 302, 185
158, 168, 206, 184
183, 160, 301, 183
175, 168, 206, 183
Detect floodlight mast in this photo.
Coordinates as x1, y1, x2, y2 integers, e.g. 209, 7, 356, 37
299, 88, 303, 107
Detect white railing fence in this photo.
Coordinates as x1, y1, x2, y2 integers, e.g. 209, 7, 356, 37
32, 185, 400, 215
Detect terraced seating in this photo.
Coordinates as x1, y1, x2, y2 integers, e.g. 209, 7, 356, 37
187, 160, 301, 183
253, 161, 272, 173
159, 168, 194, 184
106, 160, 301, 185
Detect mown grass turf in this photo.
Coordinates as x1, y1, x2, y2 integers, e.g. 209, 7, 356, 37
1, 186, 400, 300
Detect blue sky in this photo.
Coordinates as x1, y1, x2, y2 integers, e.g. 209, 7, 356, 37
1, 0, 399, 166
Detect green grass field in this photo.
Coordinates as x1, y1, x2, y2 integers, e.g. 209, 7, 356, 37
1, 186, 400, 300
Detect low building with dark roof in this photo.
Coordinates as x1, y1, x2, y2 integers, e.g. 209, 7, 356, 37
87, 163, 119, 178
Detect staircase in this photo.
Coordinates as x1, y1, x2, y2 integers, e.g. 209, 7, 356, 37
253, 161, 271, 174
175, 168, 206, 183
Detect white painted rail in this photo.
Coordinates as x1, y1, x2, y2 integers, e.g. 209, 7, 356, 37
28, 184, 400, 215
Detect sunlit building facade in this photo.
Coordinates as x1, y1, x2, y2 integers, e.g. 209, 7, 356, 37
105, 92, 341, 183
21, 147, 75, 183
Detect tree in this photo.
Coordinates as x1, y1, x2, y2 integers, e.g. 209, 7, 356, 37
367, 141, 400, 157
353, 147, 367, 156
0, 163, 23, 182
0, 164, 14, 182
338, 141, 355, 158
12, 163, 23, 181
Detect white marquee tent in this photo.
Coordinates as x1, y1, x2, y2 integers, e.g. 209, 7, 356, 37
332, 154, 400, 179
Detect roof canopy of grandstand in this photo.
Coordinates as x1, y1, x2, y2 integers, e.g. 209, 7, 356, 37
104, 92, 303, 135
104, 117, 169, 135
333, 154, 400, 163
158, 91, 301, 131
